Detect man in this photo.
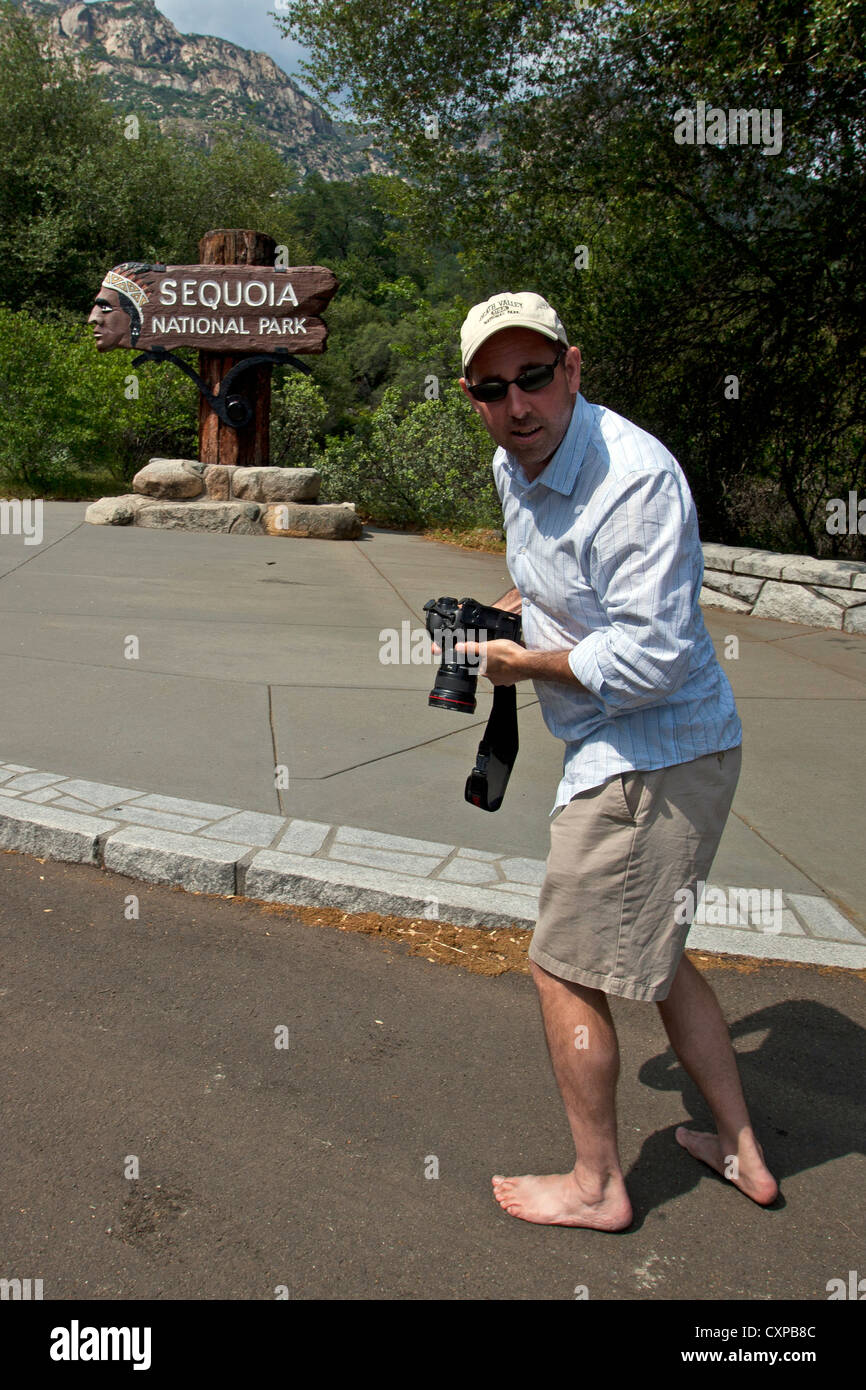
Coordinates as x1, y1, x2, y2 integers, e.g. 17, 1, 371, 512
456, 291, 778, 1229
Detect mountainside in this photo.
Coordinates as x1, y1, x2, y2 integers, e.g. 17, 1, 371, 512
15, 0, 383, 178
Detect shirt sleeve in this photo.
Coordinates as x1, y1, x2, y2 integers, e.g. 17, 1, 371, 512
567, 468, 701, 713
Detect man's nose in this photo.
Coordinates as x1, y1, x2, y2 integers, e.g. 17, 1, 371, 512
87, 306, 100, 323
505, 382, 534, 414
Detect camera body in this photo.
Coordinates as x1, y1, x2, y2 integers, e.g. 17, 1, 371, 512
423, 596, 523, 713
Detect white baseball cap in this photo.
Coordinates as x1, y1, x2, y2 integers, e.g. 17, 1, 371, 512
461, 291, 569, 374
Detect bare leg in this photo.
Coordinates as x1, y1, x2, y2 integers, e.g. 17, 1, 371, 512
492, 960, 633, 1228
657, 954, 778, 1204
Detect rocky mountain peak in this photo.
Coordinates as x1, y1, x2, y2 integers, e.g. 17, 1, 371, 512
14, 0, 382, 178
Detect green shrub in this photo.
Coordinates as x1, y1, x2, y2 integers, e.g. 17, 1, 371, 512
0, 307, 196, 496
318, 385, 500, 529
269, 372, 329, 468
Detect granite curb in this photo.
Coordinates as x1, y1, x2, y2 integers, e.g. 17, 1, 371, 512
1, 758, 864, 971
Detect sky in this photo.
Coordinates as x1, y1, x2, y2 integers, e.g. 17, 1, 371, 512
154, 0, 311, 85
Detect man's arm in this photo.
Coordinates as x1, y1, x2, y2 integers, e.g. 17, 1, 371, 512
456, 639, 587, 689
567, 469, 698, 711
511, 647, 585, 686
481, 472, 697, 698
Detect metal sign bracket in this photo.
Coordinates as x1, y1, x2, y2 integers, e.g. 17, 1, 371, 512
131, 346, 312, 430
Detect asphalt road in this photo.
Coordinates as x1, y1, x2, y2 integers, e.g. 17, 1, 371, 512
1, 846, 863, 1302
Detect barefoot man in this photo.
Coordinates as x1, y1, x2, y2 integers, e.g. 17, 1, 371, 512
457, 292, 778, 1229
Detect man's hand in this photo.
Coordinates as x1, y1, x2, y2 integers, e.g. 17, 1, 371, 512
455, 638, 526, 685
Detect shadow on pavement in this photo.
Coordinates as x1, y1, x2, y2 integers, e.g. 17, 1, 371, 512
628, 998, 866, 1229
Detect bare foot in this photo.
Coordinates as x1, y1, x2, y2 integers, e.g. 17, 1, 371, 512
675, 1126, 779, 1205
491, 1170, 633, 1229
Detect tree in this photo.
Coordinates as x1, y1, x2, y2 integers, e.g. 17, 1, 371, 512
0, 307, 195, 495
278, 0, 866, 555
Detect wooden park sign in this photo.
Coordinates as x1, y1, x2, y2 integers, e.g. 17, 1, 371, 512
88, 229, 338, 468
93, 262, 335, 353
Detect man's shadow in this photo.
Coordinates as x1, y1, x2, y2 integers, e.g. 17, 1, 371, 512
623, 999, 865, 1229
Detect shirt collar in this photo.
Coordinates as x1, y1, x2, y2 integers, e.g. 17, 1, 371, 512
503, 393, 592, 496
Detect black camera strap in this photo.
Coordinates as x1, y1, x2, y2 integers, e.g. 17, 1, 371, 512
465, 684, 519, 813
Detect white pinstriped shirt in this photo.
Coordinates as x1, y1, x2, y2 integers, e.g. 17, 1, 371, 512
493, 392, 742, 814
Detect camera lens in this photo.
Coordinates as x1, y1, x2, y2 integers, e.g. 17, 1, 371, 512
429, 665, 477, 713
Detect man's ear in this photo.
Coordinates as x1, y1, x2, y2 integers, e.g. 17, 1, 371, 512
459, 377, 483, 414
564, 346, 581, 395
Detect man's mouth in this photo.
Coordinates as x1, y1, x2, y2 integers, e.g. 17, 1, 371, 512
512, 426, 542, 440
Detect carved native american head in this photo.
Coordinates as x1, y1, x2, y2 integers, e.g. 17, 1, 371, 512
88, 262, 156, 351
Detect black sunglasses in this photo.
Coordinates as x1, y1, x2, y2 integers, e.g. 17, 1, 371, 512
466, 344, 567, 402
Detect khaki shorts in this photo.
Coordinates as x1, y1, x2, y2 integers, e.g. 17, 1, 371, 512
528, 746, 742, 1002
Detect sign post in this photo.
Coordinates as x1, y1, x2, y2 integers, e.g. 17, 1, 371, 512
198, 229, 273, 468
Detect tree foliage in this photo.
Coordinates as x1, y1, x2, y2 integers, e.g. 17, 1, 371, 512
280, 0, 866, 555
269, 373, 329, 467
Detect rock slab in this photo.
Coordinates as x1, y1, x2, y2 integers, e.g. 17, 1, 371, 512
231, 467, 321, 503
263, 502, 361, 540
132, 459, 205, 499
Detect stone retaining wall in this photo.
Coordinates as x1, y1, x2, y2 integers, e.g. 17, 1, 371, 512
701, 544, 866, 632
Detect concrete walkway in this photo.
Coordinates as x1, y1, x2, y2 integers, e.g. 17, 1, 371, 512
1, 503, 864, 966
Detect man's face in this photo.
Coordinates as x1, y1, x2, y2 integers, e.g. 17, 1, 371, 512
88, 287, 131, 351
460, 327, 581, 480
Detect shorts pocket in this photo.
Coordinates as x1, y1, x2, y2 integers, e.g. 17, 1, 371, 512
618, 770, 645, 822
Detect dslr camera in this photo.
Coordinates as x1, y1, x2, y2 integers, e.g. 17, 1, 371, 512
423, 596, 522, 713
